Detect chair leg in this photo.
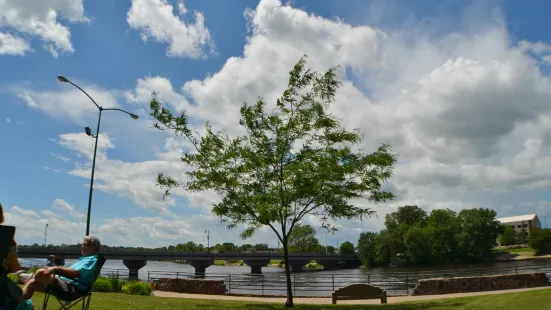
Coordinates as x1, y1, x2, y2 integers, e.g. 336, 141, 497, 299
42, 292, 50, 310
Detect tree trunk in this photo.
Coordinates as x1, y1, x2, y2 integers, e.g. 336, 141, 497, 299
282, 237, 294, 307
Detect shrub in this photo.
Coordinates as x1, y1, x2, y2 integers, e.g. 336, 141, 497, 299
7, 273, 18, 283
108, 273, 127, 292
92, 277, 113, 292
529, 229, 551, 255
121, 281, 152, 296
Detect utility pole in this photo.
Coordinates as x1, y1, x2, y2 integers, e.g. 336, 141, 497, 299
325, 229, 328, 255
44, 223, 49, 247
205, 230, 210, 253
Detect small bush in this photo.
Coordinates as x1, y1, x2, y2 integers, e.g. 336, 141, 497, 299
529, 229, 551, 255
27, 266, 39, 274
108, 273, 128, 292
121, 281, 152, 296
7, 273, 18, 283
92, 277, 113, 292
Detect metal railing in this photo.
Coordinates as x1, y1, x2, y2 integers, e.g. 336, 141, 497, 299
144, 263, 551, 297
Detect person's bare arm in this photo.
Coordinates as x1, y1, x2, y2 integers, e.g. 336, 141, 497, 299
49, 266, 80, 279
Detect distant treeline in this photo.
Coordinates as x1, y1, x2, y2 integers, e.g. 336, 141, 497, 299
357, 206, 504, 267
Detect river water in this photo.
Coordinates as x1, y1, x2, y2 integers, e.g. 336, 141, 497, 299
19, 257, 551, 296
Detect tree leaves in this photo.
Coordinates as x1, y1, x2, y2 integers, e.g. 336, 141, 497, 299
149, 55, 397, 307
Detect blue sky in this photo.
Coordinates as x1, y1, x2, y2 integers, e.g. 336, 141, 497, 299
2, 0, 551, 247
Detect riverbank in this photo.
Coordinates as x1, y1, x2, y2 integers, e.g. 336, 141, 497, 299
30, 286, 551, 309
163, 259, 324, 269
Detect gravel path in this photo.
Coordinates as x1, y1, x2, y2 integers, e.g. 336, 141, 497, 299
152, 286, 551, 305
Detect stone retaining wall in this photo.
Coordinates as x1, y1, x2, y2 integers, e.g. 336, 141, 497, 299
412, 272, 550, 296
150, 278, 226, 295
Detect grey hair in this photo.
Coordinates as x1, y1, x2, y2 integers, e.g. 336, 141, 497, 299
84, 236, 101, 248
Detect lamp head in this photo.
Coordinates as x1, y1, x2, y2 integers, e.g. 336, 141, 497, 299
130, 113, 139, 120
57, 75, 70, 83
85, 126, 92, 136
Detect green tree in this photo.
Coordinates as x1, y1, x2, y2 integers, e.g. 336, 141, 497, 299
239, 244, 253, 252
529, 228, 551, 254
339, 241, 355, 254
149, 56, 396, 307
288, 224, 320, 252
254, 243, 269, 251
403, 226, 431, 264
425, 209, 459, 263
516, 227, 529, 245
384, 205, 428, 260
375, 230, 396, 266
357, 231, 379, 267
498, 226, 517, 246
455, 208, 503, 262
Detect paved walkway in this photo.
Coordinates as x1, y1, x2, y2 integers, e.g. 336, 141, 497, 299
153, 286, 551, 305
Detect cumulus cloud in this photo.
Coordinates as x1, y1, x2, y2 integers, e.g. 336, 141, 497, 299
0, 0, 88, 57
0, 32, 32, 55
127, 0, 214, 59
23, 0, 551, 246
16, 85, 120, 123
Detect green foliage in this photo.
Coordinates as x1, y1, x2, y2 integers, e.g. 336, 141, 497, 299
339, 241, 355, 254
404, 226, 431, 264
383, 205, 428, 259
498, 226, 517, 246
288, 224, 320, 252
149, 55, 397, 306
516, 227, 528, 244
455, 208, 503, 262
109, 274, 127, 292
357, 206, 503, 267
529, 228, 551, 255
121, 281, 152, 296
425, 209, 459, 263
357, 232, 378, 267
92, 275, 129, 293
93, 277, 113, 292
7, 273, 18, 283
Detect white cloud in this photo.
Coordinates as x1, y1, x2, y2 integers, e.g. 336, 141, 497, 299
49, 152, 70, 162
5, 118, 11, 123
125, 76, 189, 112
51, 199, 85, 220
0, 0, 88, 57
127, 0, 214, 59
0, 32, 32, 55
24, 0, 551, 247
10, 206, 39, 220
16, 85, 120, 123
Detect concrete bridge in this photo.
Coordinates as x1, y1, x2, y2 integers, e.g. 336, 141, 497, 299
17, 249, 361, 279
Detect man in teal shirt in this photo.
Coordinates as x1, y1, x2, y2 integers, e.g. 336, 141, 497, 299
22, 236, 100, 299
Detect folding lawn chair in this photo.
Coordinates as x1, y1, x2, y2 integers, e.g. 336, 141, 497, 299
0, 225, 25, 310
0, 225, 15, 269
42, 255, 106, 310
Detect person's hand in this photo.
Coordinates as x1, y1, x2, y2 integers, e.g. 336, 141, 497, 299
44, 267, 58, 275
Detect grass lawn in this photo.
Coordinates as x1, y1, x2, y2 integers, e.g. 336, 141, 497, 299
493, 246, 536, 255
31, 288, 551, 309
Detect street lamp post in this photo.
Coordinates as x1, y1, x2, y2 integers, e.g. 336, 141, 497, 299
205, 230, 210, 253
44, 223, 49, 247
58, 75, 139, 236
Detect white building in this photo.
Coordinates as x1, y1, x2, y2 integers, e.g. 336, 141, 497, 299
496, 214, 541, 235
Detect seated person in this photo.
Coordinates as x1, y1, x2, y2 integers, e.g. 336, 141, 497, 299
22, 236, 100, 300
46, 255, 56, 267
0, 202, 25, 274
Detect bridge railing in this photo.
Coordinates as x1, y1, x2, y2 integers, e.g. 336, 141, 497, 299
145, 263, 551, 297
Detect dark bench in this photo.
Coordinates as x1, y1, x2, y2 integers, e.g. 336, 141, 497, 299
332, 283, 388, 304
